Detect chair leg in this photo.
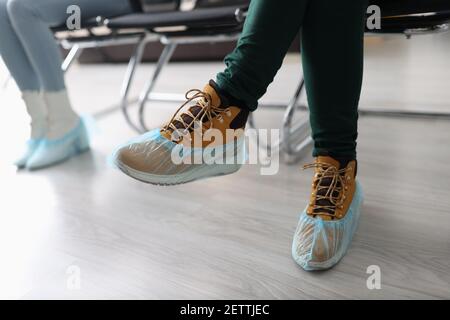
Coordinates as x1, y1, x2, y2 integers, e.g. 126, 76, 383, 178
281, 77, 313, 163
248, 77, 312, 163
137, 42, 177, 132
119, 35, 148, 133
61, 44, 83, 73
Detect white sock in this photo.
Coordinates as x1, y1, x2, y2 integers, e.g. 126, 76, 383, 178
22, 91, 47, 139
43, 90, 80, 140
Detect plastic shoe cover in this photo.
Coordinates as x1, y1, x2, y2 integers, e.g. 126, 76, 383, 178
26, 117, 91, 170
292, 181, 363, 271
15, 139, 41, 168
113, 128, 245, 185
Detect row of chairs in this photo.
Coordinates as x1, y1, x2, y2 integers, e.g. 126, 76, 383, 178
6, 0, 450, 162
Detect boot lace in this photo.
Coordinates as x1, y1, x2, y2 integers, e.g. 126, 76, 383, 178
303, 162, 351, 219
161, 89, 231, 141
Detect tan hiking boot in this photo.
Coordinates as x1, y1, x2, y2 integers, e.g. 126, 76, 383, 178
114, 80, 249, 185
292, 156, 363, 270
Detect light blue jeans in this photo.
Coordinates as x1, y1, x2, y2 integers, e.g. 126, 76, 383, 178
0, 0, 134, 91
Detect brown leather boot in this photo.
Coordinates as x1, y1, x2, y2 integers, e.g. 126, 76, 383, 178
114, 81, 249, 185
292, 156, 363, 271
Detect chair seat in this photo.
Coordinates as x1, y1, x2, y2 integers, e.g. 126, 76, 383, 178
106, 6, 246, 30
381, 12, 450, 31
155, 24, 242, 37
58, 31, 147, 45
52, 17, 101, 33
373, 0, 450, 17
367, 6, 450, 34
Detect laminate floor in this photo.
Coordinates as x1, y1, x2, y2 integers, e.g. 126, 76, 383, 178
0, 32, 449, 299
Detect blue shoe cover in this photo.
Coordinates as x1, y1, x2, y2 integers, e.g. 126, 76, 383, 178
113, 129, 245, 185
292, 181, 364, 271
26, 117, 91, 170
15, 139, 41, 168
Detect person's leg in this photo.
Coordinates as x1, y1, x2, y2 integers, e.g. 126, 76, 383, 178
2, 0, 134, 169
6, 0, 134, 140
291, 0, 368, 271
115, 0, 311, 183
0, 0, 40, 91
216, 0, 309, 111
5, 0, 133, 92
114, 0, 310, 184
0, 0, 47, 162
0, 0, 46, 167
302, 0, 368, 160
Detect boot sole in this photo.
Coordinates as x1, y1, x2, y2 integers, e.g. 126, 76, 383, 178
116, 161, 242, 186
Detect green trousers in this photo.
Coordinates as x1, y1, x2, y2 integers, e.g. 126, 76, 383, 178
216, 0, 368, 159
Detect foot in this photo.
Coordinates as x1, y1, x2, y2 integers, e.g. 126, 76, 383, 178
292, 156, 363, 271
15, 91, 47, 168
15, 139, 41, 169
25, 117, 91, 170
114, 80, 249, 185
